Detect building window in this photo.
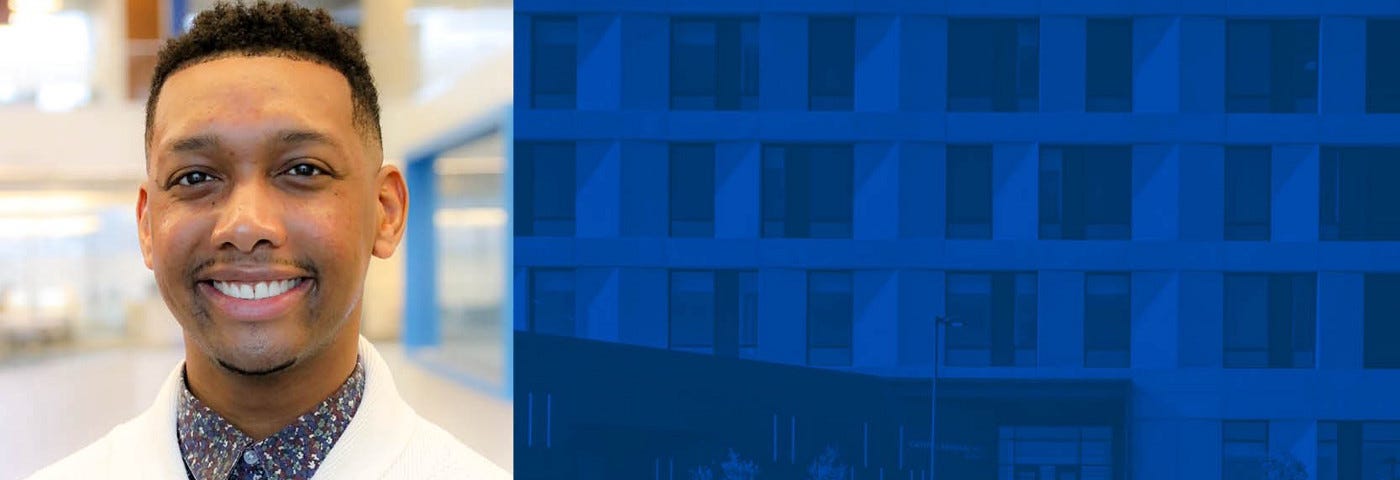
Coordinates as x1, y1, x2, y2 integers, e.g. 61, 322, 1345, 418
515, 142, 575, 237
1367, 19, 1400, 113
1318, 421, 1400, 480
997, 426, 1113, 480
1223, 274, 1316, 369
946, 145, 993, 239
669, 143, 715, 237
945, 272, 1038, 367
1226, 19, 1318, 113
530, 16, 577, 109
1040, 146, 1133, 240
1222, 421, 1269, 480
669, 270, 759, 357
1365, 274, 1400, 369
762, 144, 854, 238
808, 17, 855, 111
1085, 18, 1132, 112
670, 17, 759, 110
807, 271, 852, 366
1084, 273, 1130, 368
948, 18, 1039, 112
529, 268, 575, 336
1321, 147, 1400, 241
1224, 146, 1272, 241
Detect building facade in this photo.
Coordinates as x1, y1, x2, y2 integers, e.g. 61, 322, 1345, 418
514, 1, 1400, 478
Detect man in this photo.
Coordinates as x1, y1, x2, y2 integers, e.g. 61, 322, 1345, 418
28, 2, 507, 479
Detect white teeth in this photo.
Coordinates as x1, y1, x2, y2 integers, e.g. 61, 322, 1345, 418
212, 279, 302, 300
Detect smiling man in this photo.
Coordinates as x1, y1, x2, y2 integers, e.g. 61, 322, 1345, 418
27, 2, 506, 479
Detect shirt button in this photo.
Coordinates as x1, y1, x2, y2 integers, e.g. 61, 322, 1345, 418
243, 450, 260, 465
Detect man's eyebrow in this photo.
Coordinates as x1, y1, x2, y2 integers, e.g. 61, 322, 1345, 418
168, 134, 221, 154
277, 129, 336, 147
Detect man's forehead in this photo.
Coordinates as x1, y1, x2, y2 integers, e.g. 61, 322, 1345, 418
150, 56, 356, 155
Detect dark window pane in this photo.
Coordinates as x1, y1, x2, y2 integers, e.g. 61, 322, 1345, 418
1085, 273, 1131, 368
530, 269, 575, 336
944, 272, 1037, 367
671, 18, 760, 110
808, 17, 855, 111
1226, 20, 1317, 113
1365, 274, 1400, 368
1222, 421, 1269, 480
669, 143, 716, 237
1319, 147, 1400, 241
669, 271, 715, 351
515, 142, 576, 237
1224, 274, 1314, 369
762, 144, 853, 238
1224, 274, 1270, 368
1040, 146, 1133, 240
948, 18, 1039, 112
1368, 19, 1400, 113
808, 271, 853, 366
947, 145, 994, 239
1224, 147, 1272, 241
738, 272, 759, 350
1085, 19, 1133, 112
531, 17, 577, 109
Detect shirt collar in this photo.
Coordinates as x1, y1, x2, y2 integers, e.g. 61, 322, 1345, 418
175, 357, 365, 480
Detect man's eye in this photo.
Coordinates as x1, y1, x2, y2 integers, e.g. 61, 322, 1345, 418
286, 163, 325, 177
177, 171, 213, 186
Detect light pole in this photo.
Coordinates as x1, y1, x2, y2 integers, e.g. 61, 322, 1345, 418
933, 315, 963, 380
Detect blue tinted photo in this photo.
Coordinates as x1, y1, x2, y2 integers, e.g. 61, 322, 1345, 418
514, 1, 1400, 479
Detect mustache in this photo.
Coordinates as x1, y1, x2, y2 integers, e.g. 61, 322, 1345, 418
186, 252, 319, 280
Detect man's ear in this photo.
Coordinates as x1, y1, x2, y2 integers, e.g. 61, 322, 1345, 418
137, 183, 155, 269
371, 165, 408, 259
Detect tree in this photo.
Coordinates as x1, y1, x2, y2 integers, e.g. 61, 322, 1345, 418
1262, 452, 1308, 480
807, 445, 848, 480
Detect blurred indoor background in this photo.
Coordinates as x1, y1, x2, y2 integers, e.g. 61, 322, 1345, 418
0, 0, 512, 478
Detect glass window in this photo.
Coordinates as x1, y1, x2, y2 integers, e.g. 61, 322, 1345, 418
1226, 20, 1318, 113
1320, 147, 1400, 241
432, 140, 508, 388
530, 16, 577, 109
668, 270, 759, 357
669, 143, 716, 237
946, 145, 994, 239
807, 271, 853, 366
669, 271, 716, 352
948, 18, 1040, 112
808, 17, 855, 111
1224, 146, 1272, 241
515, 141, 576, 237
529, 268, 575, 337
1085, 19, 1133, 112
762, 144, 854, 238
1084, 273, 1130, 368
1367, 19, 1400, 113
0, 9, 96, 110
1223, 274, 1316, 369
1040, 146, 1133, 240
944, 272, 1038, 367
996, 426, 1113, 480
1319, 421, 1400, 480
670, 17, 759, 110
1222, 421, 1269, 480
1365, 274, 1400, 369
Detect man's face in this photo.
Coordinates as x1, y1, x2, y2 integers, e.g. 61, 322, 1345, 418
139, 55, 404, 375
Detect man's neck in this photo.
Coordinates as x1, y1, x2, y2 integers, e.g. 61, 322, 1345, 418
183, 326, 361, 441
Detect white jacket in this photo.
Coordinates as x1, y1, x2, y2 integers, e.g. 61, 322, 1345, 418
26, 337, 509, 479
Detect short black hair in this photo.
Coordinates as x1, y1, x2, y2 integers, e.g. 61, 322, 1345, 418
145, 0, 381, 149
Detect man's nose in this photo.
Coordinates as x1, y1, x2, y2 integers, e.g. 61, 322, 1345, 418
210, 182, 286, 253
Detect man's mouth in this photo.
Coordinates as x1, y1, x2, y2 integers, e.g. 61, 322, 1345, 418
195, 276, 315, 322
209, 278, 305, 300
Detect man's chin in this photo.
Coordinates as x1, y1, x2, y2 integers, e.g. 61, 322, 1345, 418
216, 356, 298, 376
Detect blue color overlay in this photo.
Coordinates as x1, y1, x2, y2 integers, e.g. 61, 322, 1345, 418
514, 1, 1400, 479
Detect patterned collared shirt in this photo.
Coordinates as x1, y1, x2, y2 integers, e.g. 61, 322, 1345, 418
176, 358, 366, 480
